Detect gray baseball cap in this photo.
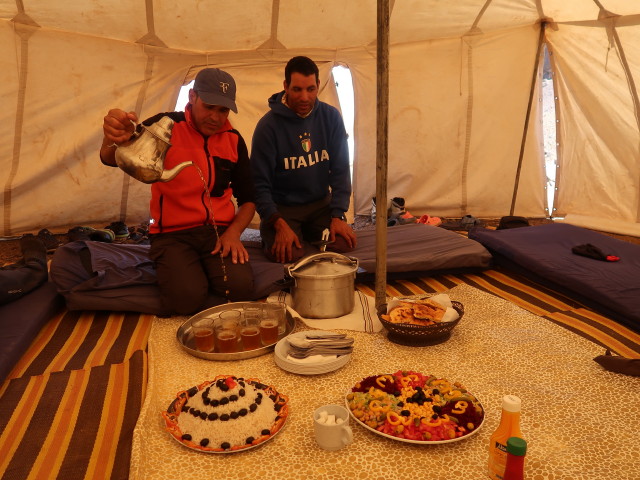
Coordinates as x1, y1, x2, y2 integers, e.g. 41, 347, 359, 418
193, 68, 238, 113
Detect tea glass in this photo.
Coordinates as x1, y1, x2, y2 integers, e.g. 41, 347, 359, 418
264, 302, 287, 334
243, 305, 263, 323
240, 315, 262, 351
260, 303, 286, 346
215, 310, 241, 353
191, 317, 215, 352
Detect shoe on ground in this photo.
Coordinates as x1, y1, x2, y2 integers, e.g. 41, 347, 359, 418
20, 233, 48, 262
397, 216, 417, 225
37, 228, 61, 252
388, 197, 406, 218
127, 231, 149, 244
67, 226, 91, 242
104, 221, 129, 240
418, 214, 442, 227
398, 210, 417, 224
67, 226, 114, 243
460, 215, 483, 230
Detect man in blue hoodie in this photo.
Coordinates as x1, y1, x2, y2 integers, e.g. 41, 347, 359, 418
251, 56, 357, 263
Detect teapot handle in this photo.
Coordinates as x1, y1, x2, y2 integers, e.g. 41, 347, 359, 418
110, 119, 141, 148
129, 119, 142, 138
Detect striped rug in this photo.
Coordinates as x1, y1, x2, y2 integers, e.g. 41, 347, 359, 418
0, 311, 152, 480
358, 268, 640, 358
1, 267, 638, 479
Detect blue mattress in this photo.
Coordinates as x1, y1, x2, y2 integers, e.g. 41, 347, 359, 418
469, 223, 640, 332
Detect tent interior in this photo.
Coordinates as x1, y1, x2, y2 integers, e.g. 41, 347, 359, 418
3, 3, 640, 478
2, 0, 640, 238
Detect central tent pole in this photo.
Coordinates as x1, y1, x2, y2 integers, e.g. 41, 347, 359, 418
375, 0, 390, 312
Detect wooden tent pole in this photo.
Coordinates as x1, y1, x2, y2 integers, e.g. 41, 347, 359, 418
375, 0, 390, 311
510, 22, 546, 215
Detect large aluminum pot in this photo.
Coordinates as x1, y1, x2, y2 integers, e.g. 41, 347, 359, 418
286, 252, 359, 319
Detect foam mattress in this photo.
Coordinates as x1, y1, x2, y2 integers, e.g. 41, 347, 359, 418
469, 223, 640, 332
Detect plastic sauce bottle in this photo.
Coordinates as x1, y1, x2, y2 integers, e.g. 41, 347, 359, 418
487, 395, 523, 480
503, 437, 527, 480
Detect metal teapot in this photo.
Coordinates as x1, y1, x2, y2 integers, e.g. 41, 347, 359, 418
114, 116, 193, 184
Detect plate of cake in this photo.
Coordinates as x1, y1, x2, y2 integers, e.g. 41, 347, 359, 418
162, 375, 289, 453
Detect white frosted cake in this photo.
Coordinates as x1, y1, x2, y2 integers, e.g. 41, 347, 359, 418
163, 376, 288, 452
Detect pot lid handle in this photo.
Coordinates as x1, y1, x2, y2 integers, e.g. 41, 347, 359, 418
287, 251, 358, 275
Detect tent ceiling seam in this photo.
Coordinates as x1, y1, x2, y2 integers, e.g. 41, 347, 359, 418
144, 0, 155, 34
258, 0, 286, 50
556, 14, 640, 28
136, 0, 167, 48
456, 0, 495, 217
471, 0, 493, 31
461, 39, 473, 216
11, 12, 39, 28
5, 31, 30, 235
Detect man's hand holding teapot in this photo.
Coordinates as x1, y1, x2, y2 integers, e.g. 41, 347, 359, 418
103, 109, 138, 145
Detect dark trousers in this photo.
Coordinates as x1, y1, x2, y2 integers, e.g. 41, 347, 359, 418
149, 225, 254, 315
260, 195, 353, 262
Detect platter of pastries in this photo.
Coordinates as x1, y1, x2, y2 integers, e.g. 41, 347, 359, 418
382, 298, 448, 326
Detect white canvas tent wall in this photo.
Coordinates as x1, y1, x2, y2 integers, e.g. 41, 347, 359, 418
2, 0, 639, 237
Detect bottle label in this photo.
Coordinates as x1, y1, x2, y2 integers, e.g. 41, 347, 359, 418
488, 441, 508, 480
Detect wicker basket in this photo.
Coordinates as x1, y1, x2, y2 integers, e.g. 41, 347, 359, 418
379, 300, 464, 346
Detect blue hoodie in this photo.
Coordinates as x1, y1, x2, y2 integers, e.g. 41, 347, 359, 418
250, 91, 351, 222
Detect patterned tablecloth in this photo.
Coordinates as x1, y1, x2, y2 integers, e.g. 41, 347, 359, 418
130, 284, 640, 480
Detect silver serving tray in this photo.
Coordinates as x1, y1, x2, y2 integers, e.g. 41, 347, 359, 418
176, 301, 296, 361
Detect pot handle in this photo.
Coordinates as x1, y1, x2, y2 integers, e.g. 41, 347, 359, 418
286, 251, 359, 276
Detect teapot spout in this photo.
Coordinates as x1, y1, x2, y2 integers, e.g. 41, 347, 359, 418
159, 161, 193, 182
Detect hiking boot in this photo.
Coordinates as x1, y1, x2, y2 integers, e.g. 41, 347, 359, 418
67, 226, 115, 243
388, 197, 406, 220
104, 221, 129, 241
126, 225, 149, 244
20, 234, 47, 262
460, 215, 483, 230
37, 228, 61, 252
67, 226, 92, 242
90, 228, 115, 243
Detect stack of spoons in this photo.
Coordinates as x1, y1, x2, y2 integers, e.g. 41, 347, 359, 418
287, 333, 354, 359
